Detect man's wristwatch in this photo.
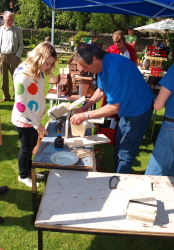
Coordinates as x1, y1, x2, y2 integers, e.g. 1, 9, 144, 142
85, 111, 89, 120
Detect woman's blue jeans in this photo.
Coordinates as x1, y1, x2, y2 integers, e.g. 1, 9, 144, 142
145, 120, 174, 176
115, 107, 153, 173
15, 126, 38, 178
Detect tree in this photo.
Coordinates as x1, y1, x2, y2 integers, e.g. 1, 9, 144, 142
0, 0, 11, 13
15, 0, 52, 28
0, 0, 20, 14
55, 11, 149, 34
55, 11, 91, 30
15, 0, 149, 32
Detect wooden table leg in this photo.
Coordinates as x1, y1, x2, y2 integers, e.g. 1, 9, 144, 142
32, 167, 38, 219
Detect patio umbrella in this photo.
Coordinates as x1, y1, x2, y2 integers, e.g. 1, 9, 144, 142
134, 19, 174, 44
135, 19, 174, 33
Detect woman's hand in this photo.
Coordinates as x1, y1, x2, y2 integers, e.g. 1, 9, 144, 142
37, 124, 48, 135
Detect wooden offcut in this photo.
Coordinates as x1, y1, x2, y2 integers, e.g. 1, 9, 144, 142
126, 179, 157, 225
64, 134, 111, 148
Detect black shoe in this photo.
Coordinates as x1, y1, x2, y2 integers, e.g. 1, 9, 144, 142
0, 186, 9, 195
0, 216, 4, 224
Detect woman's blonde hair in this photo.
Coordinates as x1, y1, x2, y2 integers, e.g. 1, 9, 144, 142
24, 42, 57, 82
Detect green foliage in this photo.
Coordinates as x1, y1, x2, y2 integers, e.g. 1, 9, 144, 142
16, 0, 51, 28
55, 11, 91, 31
162, 59, 174, 71
73, 31, 89, 46
0, 0, 20, 13
38, 27, 51, 40
86, 13, 114, 33
137, 52, 144, 60
22, 27, 72, 48
28, 43, 36, 49
54, 12, 149, 34
0, 0, 9, 13
6, 1, 157, 39
58, 31, 70, 44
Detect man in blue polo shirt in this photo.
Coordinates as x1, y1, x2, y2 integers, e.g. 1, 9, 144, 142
70, 43, 153, 174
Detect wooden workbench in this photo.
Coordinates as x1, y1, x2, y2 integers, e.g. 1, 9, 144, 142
32, 120, 97, 217
35, 169, 174, 250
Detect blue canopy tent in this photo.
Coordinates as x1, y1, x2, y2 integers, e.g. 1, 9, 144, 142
42, 0, 174, 44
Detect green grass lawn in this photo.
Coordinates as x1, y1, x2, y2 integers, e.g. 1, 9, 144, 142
1, 58, 174, 250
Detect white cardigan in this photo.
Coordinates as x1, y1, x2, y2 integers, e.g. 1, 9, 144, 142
11, 64, 46, 129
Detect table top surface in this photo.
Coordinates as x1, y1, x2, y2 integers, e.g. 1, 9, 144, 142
45, 93, 71, 101
32, 120, 95, 171
45, 93, 91, 102
35, 169, 174, 237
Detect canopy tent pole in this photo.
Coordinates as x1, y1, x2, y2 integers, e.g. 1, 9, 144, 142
51, 1, 56, 45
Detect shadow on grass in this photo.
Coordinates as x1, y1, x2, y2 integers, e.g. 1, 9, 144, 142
1, 122, 17, 132
0, 134, 19, 161
94, 144, 115, 173
87, 234, 174, 250
0, 187, 43, 230
94, 123, 161, 175
0, 102, 14, 111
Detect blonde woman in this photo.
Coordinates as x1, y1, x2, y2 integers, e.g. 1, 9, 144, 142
11, 42, 57, 187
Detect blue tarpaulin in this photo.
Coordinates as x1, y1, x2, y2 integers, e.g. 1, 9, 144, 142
42, 0, 174, 18
41, 0, 174, 44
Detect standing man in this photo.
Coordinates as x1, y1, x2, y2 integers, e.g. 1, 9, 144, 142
108, 30, 138, 64
70, 43, 153, 174
0, 11, 24, 102
125, 26, 138, 47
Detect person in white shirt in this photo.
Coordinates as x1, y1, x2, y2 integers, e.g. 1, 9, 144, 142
0, 11, 24, 101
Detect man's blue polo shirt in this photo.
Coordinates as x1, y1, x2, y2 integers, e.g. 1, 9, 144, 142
97, 53, 153, 117
159, 65, 174, 118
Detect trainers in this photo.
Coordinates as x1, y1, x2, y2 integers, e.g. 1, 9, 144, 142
36, 173, 44, 180
18, 176, 40, 188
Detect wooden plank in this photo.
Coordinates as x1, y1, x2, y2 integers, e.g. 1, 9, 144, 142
70, 122, 87, 137
64, 134, 111, 148
126, 179, 157, 225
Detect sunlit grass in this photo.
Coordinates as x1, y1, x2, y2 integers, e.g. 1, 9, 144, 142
0, 58, 170, 250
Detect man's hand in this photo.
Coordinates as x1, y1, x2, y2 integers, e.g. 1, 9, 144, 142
70, 112, 86, 125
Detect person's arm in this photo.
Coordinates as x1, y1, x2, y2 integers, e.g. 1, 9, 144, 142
70, 102, 120, 125
74, 88, 104, 114
154, 86, 171, 111
132, 40, 137, 47
37, 124, 48, 135
15, 27, 24, 58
